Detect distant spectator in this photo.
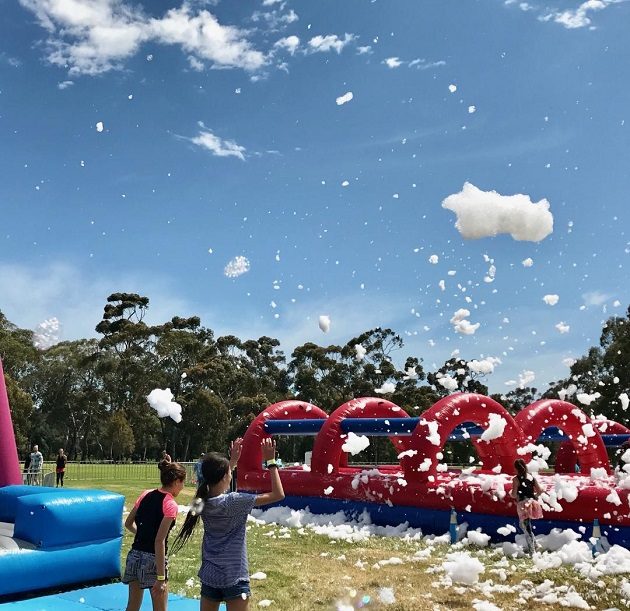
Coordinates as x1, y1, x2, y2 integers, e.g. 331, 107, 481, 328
56, 449, 67, 487
23, 453, 32, 485
158, 450, 172, 472
30, 445, 43, 486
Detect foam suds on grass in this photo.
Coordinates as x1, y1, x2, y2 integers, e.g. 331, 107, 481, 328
250, 505, 630, 609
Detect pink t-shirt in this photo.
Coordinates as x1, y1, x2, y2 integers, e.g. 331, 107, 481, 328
134, 488, 178, 518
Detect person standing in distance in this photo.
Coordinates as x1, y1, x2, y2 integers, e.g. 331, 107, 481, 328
30, 445, 43, 486
56, 449, 67, 487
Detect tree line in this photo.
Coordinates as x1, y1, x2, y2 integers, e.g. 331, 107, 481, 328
1, 293, 628, 464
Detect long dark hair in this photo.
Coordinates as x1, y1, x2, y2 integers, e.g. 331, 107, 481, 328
514, 458, 529, 480
171, 452, 230, 553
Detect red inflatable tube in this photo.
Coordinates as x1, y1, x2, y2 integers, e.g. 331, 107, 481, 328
238, 394, 630, 532
238, 400, 327, 479
555, 418, 629, 473
403, 393, 525, 483
515, 400, 611, 474
310, 398, 411, 476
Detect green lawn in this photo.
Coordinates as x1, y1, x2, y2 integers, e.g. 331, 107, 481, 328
67, 474, 629, 610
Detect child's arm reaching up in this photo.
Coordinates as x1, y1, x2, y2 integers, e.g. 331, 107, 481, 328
254, 438, 285, 507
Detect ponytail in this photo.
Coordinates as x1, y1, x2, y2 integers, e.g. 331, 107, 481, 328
171, 452, 230, 554
171, 481, 209, 554
514, 458, 528, 480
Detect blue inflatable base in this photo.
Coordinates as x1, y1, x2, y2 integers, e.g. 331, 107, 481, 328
0, 583, 225, 610
276, 495, 630, 548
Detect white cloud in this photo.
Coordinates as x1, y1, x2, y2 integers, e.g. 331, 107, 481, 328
190, 123, 246, 160
356, 45, 372, 55
582, 290, 611, 307
251, 7, 298, 29
308, 33, 355, 54
19, 0, 266, 75
57, 80, 74, 89
408, 58, 445, 70
274, 35, 299, 55
383, 56, 402, 68
543, 0, 612, 29
442, 182, 553, 242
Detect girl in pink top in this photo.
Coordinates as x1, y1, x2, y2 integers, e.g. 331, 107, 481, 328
123, 461, 186, 611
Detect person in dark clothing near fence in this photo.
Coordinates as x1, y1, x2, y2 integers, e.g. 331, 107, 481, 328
56, 448, 67, 487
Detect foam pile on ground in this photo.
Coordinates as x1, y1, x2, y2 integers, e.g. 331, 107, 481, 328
250, 506, 423, 542
441, 551, 485, 584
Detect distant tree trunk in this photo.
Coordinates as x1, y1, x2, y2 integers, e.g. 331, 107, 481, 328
182, 434, 190, 462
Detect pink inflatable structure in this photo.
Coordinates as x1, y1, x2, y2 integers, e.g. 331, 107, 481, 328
0, 358, 22, 487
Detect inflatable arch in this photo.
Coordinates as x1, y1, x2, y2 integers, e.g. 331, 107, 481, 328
239, 400, 327, 475
404, 393, 525, 483
514, 399, 611, 474
310, 398, 411, 476
555, 418, 630, 473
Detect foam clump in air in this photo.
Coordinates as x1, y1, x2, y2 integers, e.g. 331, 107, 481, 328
147, 388, 182, 423
342, 432, 370, 456
442, 182, 553, 242
318, 315, 331, 333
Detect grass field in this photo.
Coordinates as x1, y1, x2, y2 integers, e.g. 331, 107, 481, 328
66, 472, 629, 611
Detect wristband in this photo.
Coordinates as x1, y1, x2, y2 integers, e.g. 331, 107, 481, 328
156, 575, 166, 581
265, 459, 277, 468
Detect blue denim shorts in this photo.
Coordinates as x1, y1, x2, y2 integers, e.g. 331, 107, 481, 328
201, 580, 251, 602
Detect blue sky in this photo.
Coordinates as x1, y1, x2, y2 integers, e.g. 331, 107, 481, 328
1, 0, 629, 393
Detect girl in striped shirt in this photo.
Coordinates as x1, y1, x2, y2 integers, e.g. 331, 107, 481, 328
172, 438, 284, 610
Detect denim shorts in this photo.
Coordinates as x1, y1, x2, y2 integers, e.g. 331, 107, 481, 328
122, 549, 168, 589
201, 580, 251, 602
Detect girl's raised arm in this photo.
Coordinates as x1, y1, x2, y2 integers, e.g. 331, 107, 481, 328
254, 438, 285, 507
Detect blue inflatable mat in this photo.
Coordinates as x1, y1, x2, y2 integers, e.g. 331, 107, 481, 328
0, 582, 225, 610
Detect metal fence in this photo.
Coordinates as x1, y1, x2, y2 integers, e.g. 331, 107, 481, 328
25, 461, 199, 486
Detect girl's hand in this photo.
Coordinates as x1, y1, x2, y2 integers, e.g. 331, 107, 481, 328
151, 580, 167, 597
261, 438, 276, 462
230, 438, 243, 469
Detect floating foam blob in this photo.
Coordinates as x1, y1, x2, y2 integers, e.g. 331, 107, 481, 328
336, 91, 353, 105
318, 315, 331, 333
442, 182, 553, 242
147, 388, 182, 423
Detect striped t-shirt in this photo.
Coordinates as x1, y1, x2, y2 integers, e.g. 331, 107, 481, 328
198, 492, 257, 587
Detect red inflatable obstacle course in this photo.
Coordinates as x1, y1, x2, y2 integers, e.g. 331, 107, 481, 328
238, 393, 630, 547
